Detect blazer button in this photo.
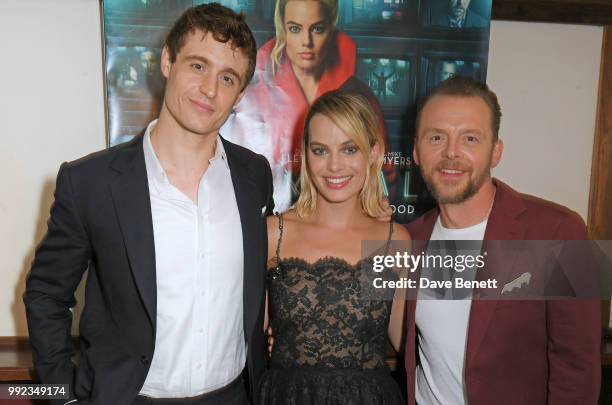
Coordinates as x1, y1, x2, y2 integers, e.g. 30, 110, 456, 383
140, 355, 150, 365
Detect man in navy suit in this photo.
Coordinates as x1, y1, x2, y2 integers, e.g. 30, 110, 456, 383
24, 4, 273, 405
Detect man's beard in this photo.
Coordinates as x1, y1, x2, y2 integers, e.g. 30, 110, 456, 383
422, 161, 490, 204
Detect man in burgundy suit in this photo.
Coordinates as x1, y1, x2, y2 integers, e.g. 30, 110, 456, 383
405, 76, 600, 404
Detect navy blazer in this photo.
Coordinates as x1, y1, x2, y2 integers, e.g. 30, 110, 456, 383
24, 135, 274, 405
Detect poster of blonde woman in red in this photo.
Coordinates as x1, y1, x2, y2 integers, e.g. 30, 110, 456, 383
222, 0, 392, 212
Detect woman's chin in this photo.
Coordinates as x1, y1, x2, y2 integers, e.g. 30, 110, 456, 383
317, 191, 360, 207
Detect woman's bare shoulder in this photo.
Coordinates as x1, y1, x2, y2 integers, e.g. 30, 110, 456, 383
280, 209, 300, 222
266, 209, 304, 235
266, 214, 280, 235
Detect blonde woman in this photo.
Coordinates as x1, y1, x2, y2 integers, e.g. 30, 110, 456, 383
258, 91, 409, 404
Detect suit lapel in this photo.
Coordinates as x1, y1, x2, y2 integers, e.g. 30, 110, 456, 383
108, 137, 157, 328
406, 211, 438, 300
405, 211, 437, 405
405, 212, 437, 336
466, 180, 527, 365
222, 138, 263, 338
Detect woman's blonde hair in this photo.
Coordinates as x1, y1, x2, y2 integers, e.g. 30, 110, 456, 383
294, 91, 387, 218
271, 0, 339, 74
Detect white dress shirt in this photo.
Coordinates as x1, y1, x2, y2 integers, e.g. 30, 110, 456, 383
415, 217, 487, 405
139, 120, 245, 398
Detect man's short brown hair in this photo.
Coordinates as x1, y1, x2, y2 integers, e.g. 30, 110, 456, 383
416, 76, 502, 140
165, 3, 257, 90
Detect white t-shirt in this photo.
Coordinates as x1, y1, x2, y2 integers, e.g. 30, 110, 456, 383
415, 216, 487, 405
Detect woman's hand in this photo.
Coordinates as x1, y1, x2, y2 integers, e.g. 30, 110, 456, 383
267, 326, 275, 356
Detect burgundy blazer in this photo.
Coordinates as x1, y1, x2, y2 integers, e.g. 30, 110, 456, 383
404, 179, 601, 405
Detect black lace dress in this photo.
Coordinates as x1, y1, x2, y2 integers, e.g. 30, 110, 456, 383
258, 215, 404, 405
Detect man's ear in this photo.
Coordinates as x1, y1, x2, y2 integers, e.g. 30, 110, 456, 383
412, 140, 420, 166
490, 138, 504, 168
160, 46, 172, 79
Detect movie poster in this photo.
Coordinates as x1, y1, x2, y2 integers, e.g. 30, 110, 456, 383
103, 0, 492, 222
